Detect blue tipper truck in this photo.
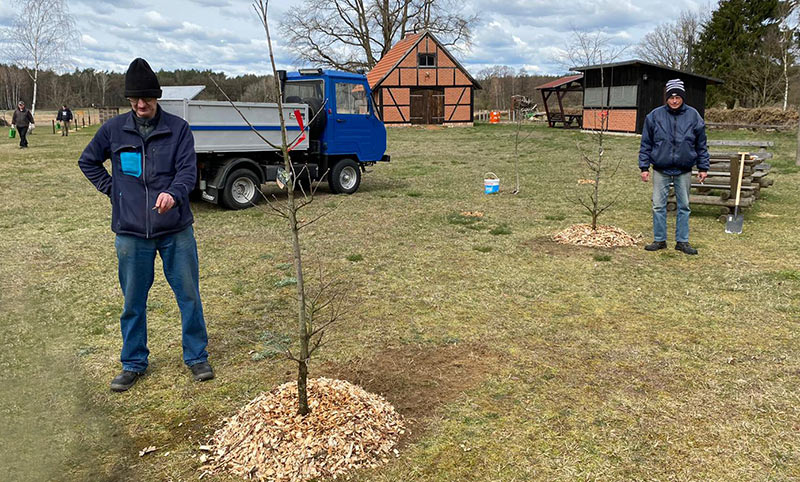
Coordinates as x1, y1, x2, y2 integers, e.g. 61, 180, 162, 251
159, 69, 390, 209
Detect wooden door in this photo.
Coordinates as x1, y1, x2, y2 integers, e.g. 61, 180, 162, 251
410, 88, 444, 125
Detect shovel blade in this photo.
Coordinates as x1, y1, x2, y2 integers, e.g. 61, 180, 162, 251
725, 214, 743, 234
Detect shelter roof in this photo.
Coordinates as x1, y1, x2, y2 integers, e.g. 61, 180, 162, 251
534, 74, 583, 90
570, 59, 723, 84
160, 85, 205, 100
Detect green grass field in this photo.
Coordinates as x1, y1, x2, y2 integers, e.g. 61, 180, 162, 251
1, 121, 799, 481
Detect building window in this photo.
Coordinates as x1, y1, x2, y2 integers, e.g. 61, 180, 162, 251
584, 85, 638, 107
418, 53, 435, 67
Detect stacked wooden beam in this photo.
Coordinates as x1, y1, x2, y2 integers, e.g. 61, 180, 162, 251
667, 140, 774, 215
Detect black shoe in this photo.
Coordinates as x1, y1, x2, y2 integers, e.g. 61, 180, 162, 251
644, 240, 667, 251
675, 242, 698, 255
190, 361, 214, 381
110, 370, 144, 392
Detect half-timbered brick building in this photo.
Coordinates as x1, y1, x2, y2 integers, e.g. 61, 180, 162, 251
367, 31, 480, 126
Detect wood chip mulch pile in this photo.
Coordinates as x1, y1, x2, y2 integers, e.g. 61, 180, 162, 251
553, 223, 639, 248
200, 377, 404, 481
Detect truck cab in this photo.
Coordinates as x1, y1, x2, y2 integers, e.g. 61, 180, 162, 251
173, 69, 389, 209
282, 69, 388, 196
284, 69, 387, 165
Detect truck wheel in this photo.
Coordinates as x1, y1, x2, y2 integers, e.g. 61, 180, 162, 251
328, 159, 361, 194
222, 168, 260, 209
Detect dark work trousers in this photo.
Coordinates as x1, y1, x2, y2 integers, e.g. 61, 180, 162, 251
18, 126, 29, 147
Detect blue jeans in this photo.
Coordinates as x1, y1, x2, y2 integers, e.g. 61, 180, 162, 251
115, 226, 208, 372
652, 170, 691, 243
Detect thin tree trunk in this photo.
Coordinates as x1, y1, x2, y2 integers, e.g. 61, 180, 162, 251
261, 0, 311, 415
783, 50, 789, 111
32, 68, 38, 115
513, 109, 520, 194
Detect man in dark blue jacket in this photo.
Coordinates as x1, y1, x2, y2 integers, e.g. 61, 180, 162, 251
638, 79, 709, 255
79, 58, 213, 392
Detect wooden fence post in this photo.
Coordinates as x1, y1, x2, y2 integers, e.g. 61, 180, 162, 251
796, 109, 799, 166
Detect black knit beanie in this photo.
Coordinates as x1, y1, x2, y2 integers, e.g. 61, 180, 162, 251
124, 58, 162, 98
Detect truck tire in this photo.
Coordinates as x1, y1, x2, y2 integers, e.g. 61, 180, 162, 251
328, 159, 361, 194
221, 168, 260, 209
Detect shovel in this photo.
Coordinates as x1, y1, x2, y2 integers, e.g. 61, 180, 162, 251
725, 152, 747, 234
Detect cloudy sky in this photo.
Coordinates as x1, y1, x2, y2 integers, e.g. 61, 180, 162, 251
0, 0, 716, 77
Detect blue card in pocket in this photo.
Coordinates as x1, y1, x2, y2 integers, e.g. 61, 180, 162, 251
120, 151, 142, 177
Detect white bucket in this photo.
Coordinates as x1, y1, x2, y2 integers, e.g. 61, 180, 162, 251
484, 172, 499, 194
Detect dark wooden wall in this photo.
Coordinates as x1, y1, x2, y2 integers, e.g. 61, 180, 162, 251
582, 64, 710, 134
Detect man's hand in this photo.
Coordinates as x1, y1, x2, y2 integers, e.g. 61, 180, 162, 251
641, 171, 650, 182
154, 192, 175, 214
698, 171, 708, 183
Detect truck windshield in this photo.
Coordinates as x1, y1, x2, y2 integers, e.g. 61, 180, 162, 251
284, 80, 323, 103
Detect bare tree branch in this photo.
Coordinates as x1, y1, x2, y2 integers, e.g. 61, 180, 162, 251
1, 0, 77, 113
281, 0, 476, 71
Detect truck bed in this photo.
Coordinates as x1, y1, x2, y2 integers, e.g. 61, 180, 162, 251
159, 99, 309, 154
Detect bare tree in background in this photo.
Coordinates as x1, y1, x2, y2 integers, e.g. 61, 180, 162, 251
281, 0, 476, 71
558, 28, 630, 70
636, 9, 708, 70
95, 71, 110, 107
777, 0, 799, 110
0, 65, 26, 110
1, 0, 76, 114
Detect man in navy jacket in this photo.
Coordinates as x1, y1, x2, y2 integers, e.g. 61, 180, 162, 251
79, 58, 213, 391
638, 79, 709, 255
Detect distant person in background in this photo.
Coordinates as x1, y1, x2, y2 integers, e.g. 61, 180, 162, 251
11, 101, 34, 148
638, 78, 709, 255
57, 104, 73, 136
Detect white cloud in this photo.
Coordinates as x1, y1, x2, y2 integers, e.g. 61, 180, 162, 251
143, 11, 171, 29
81, 35, 99, 47
0, 2, 15, 27
60, 0, 719, 76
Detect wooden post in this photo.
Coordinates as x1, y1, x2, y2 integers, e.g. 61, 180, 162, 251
796, 109, 799, 166
729, 155, 740, 194
51, 119, 55, 134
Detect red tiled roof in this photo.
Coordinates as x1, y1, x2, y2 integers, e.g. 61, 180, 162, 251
534, 74, 583, 90
366, 32, 423, 88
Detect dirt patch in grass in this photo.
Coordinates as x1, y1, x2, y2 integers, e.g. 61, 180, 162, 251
524, 235, 592, 256
319, 343, 500, 444
525, 235, 641, 257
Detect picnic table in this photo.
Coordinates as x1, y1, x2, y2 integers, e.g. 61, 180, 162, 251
548, 113, 582, 128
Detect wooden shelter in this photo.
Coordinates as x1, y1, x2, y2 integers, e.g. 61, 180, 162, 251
534, 75, 584, 128
571, 60, 722, 134
367, 30, 481, 126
